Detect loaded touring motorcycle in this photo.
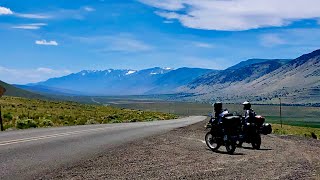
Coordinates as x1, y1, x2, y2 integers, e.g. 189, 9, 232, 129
205, 111, 272, 154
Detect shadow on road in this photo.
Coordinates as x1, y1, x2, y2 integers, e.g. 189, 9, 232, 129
241, 146, 273, 151
206, 148, 245, 155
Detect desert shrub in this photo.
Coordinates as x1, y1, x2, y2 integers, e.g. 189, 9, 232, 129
3, 113, 13, 120
130, 119, 139, 122
76, 119, 87, 125
41, 119, 54, 127
16, 119, 38, 129
85, 119, 99, 125
111, 119, 122, 123
4, 124, 14, 130
19, 114, 28, 119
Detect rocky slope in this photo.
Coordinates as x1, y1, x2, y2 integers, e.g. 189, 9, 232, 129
183, 49, 320, 104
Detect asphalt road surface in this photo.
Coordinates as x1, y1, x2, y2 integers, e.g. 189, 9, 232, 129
0, 116, 206, 180
38, 120, 320, 180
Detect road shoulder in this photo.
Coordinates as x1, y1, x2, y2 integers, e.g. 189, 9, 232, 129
37, 120, 320, 180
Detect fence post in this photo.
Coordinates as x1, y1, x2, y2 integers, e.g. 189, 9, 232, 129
279, 98, 282, 128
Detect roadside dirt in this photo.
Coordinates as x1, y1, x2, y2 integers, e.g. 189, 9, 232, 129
38, 120, 320, 180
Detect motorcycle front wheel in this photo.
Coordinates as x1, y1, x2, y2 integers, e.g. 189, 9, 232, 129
205, 132, 221, 151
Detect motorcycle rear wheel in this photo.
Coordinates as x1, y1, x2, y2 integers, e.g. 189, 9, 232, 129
225, 139, 236, 154
252, 134, 261, 150
205, 132, 221, 151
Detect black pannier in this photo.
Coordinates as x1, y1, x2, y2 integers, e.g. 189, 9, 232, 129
261, 123, 272, 135
223, 116, 241, 128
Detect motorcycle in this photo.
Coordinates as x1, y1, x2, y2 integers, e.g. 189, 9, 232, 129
205, 112, 241, 154
237, 115, 272, 149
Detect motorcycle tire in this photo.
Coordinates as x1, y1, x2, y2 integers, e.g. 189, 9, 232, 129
205, 132, 221, 151
236, 140, 243, 147
225, 138, 236, 154
252, 134, 261, 150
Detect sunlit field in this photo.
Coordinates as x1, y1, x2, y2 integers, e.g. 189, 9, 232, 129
0, 96, 177, 130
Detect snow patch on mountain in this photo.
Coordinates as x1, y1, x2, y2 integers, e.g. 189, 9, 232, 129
126, 70, 137, 75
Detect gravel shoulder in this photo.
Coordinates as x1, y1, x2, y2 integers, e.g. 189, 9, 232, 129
38, 120, 320, 180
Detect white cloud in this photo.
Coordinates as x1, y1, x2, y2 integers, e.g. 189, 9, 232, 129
0, 6, 50, 19
193, 42, 214, 48
16, 13, 51, 19
138, 0, 184, 11
140, 0, 320, 31
105, 36, 152, 53
0, 66, 71, 84
260, 34, 286, 47
84, 6, 95, 12
76, 34, 152, 53
35, 40, 58, 46
182, 57, 231, 70
0, 6, 13, 15
12, 23, 47, 30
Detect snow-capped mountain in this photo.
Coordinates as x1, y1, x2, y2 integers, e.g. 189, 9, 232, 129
22, 67, 214, 95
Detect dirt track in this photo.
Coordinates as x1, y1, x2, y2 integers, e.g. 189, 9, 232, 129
38, 120, 320, 180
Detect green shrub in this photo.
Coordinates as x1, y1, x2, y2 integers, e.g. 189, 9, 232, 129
41, 119, 54, 127
3, 113, 13, 120
16, 119, 38, 129
111, 119, 122, 123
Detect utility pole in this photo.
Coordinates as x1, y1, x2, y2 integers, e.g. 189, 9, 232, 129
279, 97, 282, 128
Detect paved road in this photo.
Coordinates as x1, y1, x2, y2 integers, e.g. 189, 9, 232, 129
40, 120, 320, 180
0, 116, 206, 180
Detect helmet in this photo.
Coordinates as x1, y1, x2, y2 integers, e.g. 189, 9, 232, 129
243, 101, 251, 110
213, 102, 222, 111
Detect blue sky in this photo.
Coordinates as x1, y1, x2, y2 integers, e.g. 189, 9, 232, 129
1, 0, 320, 84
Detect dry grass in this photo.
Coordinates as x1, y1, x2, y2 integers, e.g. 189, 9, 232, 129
0, 96, 177, 130
272, 123, 320, 139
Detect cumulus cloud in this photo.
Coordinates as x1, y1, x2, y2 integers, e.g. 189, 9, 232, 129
140, 0, 320, 31
0, 66, 71, 84
0, 6, 13, 15
35, 40, 58, 46
12, 23, 47, 30
0, 6, 51, 19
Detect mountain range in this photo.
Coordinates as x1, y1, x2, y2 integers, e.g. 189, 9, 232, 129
18, 67, 214, 96
4, 49, 320, 105
182, 50, 320, 104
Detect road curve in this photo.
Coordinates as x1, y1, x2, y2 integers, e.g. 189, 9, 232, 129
0, 116, 206, 180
